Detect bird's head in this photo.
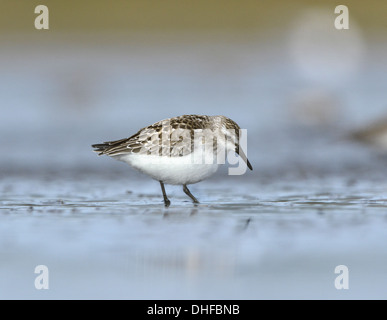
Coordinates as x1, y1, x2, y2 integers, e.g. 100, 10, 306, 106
214, 116, 253, 171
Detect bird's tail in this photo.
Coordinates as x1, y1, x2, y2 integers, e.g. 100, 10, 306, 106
91, 138, 129, 156
91, 143, 110, 155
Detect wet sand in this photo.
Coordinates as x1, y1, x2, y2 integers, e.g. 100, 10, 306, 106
1, 169, 387, 299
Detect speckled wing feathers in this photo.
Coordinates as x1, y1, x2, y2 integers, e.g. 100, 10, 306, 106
92, 115, 213, 157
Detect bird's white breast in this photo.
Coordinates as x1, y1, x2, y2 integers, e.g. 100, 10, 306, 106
115, 153, 219, 185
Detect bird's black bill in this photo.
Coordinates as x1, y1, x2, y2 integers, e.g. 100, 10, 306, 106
236, 146, 253, 171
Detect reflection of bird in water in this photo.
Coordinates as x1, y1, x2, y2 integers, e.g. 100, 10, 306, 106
350, 116, 387, 151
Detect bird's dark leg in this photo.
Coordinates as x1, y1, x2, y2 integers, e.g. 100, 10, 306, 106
183, 184, 200, 204
159, 181, 170, 207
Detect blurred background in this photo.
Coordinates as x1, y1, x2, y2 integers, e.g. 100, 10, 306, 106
1, 0, 387, 299
1, 0, 387, 176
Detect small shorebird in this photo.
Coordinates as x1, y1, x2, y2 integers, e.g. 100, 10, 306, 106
92, 115, 252, 207
350, 116, 387, 151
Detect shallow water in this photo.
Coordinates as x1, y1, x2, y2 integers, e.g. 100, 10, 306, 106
1, 172, 387, 299
1, 29, 387, 299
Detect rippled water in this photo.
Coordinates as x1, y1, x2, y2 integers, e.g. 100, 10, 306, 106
1, 31, 387, 299
1, 171, 387, 299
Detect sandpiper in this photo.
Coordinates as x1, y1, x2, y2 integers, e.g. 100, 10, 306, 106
350, 116, 387, 151
92, 115, 252, 206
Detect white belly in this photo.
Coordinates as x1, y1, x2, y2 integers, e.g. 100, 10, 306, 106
115, 153, 219, 185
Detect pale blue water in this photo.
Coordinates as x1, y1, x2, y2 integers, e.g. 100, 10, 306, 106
1, 33, 387, 299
